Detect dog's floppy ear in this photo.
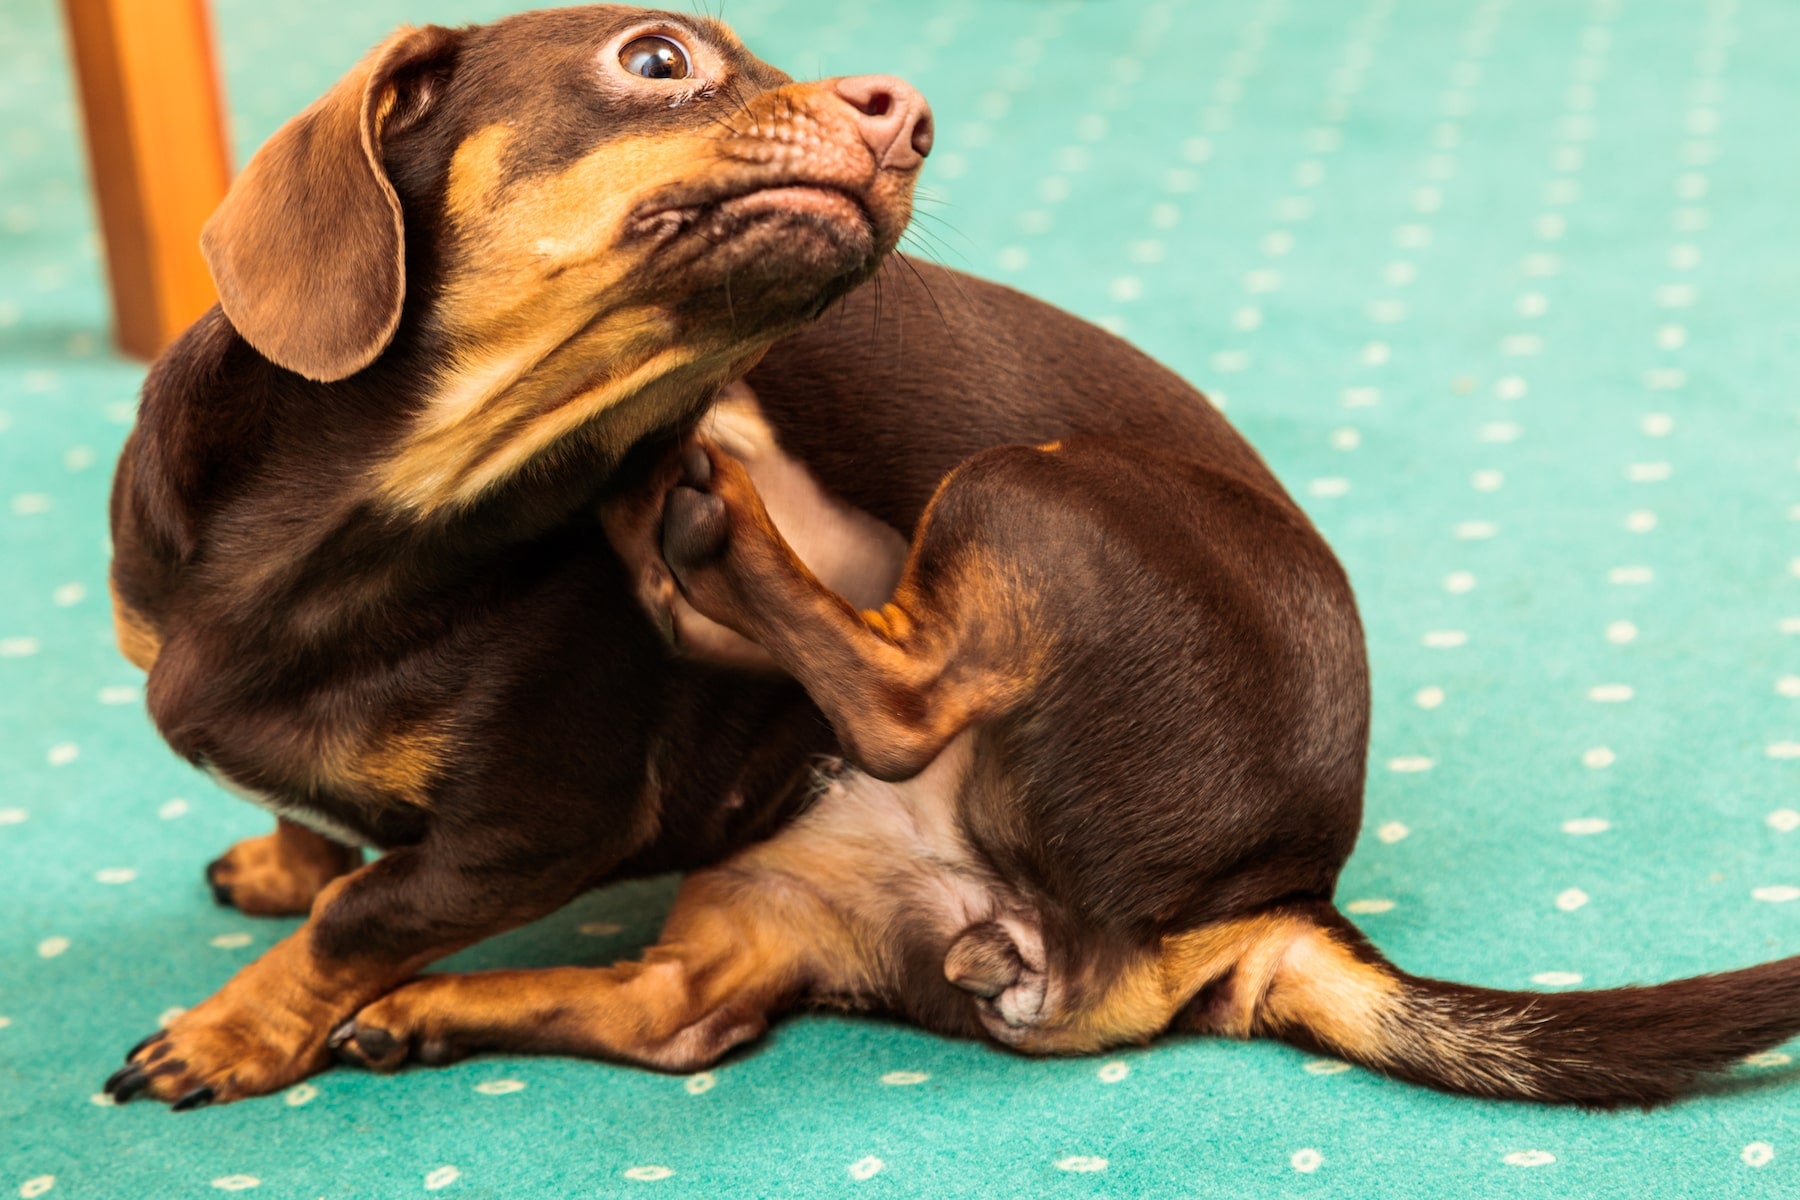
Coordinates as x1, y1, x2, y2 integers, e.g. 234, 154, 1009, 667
201, 25, 460, 382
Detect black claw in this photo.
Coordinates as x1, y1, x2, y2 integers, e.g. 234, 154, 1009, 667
353, 1026, 398, 1061
330, 1021, 367, 1065
105, 1065, 149, 1102
127, 1030, 168, 1059
172, 1086, 215, 1112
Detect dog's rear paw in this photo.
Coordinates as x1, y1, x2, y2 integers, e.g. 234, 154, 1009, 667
661, 484, 731, 574
332, 980, 477, 1073
656, 439, 792, 639
945, 919, 1050, 1043
660, 439, 775, 597
659, 441, 731, 571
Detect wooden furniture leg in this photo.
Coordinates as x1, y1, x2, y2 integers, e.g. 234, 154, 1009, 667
62, 0, 231, 359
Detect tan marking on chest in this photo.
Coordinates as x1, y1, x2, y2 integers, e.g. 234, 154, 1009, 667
110, 579, 162, 671
315, 724, 449, 810
213, 714, 450, 824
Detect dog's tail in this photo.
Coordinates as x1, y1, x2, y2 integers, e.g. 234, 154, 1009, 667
1178, 904, 1800, 1106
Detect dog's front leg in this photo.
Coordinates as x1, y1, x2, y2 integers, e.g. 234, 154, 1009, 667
102, 839, 590, 1108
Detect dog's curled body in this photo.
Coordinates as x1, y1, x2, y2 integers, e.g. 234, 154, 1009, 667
343, 266, 1800, 1108
104, 4, 1800, 1111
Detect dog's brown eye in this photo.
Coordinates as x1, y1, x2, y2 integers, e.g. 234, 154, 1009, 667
619, 36, 690, 81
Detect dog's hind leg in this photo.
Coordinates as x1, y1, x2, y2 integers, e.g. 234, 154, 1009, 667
659, 439, 1047, 782
332, 859, 875, 1073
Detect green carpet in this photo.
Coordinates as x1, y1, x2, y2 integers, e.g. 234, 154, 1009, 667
4, 0, 1798, 1195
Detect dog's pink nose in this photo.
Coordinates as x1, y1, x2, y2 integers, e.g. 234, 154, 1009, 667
833, 75, 934, 170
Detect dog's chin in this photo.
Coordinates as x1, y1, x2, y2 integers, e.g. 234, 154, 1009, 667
690, 195, 881, 318
646, 184, 900, 332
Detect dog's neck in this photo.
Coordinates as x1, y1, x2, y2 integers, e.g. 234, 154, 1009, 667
118, 308, 720, 651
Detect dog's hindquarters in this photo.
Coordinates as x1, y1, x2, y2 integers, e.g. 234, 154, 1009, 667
646, 428, 1800, 1104
336, 846, 1800, 1103
647, 432, 1380, 1040
661, 432, 1371, 927
945, 439, 1372, 935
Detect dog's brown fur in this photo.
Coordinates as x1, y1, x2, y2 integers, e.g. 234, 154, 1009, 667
108, 5, 1799, 1110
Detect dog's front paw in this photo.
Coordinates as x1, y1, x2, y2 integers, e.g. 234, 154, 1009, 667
207, 826, 359, 916
105, 996, 333, 1108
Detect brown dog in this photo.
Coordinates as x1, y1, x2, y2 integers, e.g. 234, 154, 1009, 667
107, 6, 1797, 1109
105, 4, 932, 1108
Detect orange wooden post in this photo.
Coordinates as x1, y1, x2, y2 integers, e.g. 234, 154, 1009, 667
62, 0, 232, 359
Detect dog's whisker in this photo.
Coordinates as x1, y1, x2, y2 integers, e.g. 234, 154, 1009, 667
890, 252, 954, 338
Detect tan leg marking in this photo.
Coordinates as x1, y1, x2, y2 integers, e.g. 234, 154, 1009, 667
116, 871, 427, 1104
341, 859, 874, 1073
207, 818, 362, 917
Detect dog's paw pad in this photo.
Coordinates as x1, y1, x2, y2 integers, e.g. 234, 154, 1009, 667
945, 921, 1024, 999
662, 485, 731, 573
946, 919, 1052, 1042
678, 441, 714, 488
990, 969, 1049, 1030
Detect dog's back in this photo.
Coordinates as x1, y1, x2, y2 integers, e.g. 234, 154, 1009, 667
748, 258, 1288, 531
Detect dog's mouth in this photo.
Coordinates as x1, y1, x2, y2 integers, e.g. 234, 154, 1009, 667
625, 173, 891, 328
718, 183, 871, 230
631, 176, 877, 261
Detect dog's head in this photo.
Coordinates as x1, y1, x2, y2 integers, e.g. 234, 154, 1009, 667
200, 5, 931, 512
